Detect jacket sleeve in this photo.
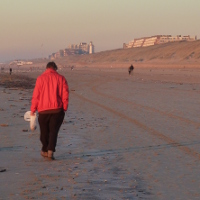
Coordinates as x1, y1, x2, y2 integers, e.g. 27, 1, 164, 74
62, 77, 69, 111
31, 78, 41, 113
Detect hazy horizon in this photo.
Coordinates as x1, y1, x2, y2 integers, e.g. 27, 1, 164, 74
0, 0, 200, 63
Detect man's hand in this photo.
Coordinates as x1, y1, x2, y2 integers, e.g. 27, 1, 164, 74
30, 111, 35, 116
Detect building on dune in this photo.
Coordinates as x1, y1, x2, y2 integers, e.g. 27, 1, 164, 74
49, 41, 95, 60
68, 41, 95, 54
9, 60, 33, 66
123, 35, 197, 49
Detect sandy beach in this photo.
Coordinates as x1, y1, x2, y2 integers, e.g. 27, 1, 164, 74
1, 65, 200, 199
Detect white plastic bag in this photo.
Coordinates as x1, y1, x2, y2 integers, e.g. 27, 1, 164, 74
24, 111, 37, 131
24, 111, 31, 122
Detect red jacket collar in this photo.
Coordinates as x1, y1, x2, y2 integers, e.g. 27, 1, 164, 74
44, 68, 57, 74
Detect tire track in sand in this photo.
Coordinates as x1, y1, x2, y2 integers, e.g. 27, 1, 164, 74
91, 83, 200, 128
71, 91, 200, 160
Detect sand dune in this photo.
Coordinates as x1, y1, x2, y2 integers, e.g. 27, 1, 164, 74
2, 40, 199, 70
52, 40, 200, 67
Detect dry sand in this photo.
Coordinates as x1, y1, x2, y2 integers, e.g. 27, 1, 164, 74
0, 65, 200, 200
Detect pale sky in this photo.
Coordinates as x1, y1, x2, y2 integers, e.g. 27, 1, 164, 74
0, 0, 199, 62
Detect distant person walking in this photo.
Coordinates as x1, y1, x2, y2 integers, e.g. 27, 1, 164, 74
128, 64, 134, 75
31, 62, 69, 160
9, 68, 12, 75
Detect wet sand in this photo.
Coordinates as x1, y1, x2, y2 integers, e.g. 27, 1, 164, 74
0, 66, 200, 199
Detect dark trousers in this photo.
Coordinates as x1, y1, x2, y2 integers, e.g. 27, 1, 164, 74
38, 110, 65, 152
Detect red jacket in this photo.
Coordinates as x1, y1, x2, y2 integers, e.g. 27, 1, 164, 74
31, 68, 69, 113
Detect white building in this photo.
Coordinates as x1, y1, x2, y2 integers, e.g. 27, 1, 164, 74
123, 35, 197, 49
89, 41, 94, 54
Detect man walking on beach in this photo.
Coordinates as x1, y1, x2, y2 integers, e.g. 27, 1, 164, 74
31, 62, 69, 160
128, 64, 134, 75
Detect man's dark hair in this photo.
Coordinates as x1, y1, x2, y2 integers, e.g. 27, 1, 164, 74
46, 62, 58, 70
